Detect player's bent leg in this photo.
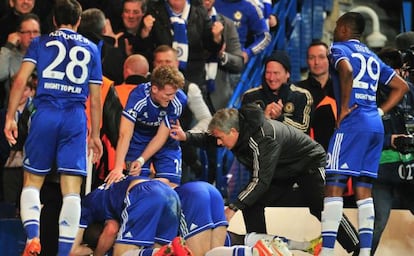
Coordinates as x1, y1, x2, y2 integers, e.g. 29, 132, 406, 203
94, 219, 119, 256
210, 226, 227, 249
185, 229, 212, 256
113, 244, 141, 256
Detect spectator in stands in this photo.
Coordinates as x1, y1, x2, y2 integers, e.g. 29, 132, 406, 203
78, 0, 124, 33
115, 54, 150, 108
102, 0, 147, 84
137, 0, 224, 87
371, 47, 414, 255
214, 0, 271, 64
297, 41, 335, 150
0, 13, 40, 109
203, 0, 244, 112
248, 0, 277, 30
242, 50, 313, 133
321, 12, 408, 256
153, 45, 211, 182
229, 50, 312, 206
0, 0, 35, 46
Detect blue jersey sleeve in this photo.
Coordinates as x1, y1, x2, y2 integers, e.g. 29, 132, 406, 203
88, 42, 103, 85
123, 82, 150, 123
330, 44, 349, 69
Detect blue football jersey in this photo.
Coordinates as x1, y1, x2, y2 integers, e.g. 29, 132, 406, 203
122, 82, 187, 161
329, 39, 396, 132
24, 28, 103, 108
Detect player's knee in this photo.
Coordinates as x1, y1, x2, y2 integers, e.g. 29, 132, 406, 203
104, 220, 119, 236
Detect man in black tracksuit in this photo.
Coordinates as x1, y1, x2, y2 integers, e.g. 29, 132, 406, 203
170, 103, 360, 254
242, 51, 360, 253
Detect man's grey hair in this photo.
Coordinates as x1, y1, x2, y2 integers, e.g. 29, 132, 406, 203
208, 108, 240, 134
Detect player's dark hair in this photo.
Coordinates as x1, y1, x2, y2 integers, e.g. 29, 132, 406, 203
53, 0, 82, 27
79, 8, 106, 36
339, 12, 365, 36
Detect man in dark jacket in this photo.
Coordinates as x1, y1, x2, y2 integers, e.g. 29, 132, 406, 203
137, 0, 223, 87
171, 103, 326, 211
170, 103, 361, 255
242, 50, 313, 133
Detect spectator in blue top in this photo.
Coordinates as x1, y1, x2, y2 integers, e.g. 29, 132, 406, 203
214, 0, 271, 63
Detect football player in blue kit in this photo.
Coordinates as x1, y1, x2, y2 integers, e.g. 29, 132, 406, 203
320, 12, 408, 256
105, 65, 187, 188
3, 0, 103, 255
70, 176, 181, 256
174, 181, 228, 256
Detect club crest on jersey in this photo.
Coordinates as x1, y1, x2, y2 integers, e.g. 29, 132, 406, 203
176, 46, 184, 58
234, 11, 242, 20
127, 109, 138, 119
233, 11, 242, 28
284, 102, 295, 114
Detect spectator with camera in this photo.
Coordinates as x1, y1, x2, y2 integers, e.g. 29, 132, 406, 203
372, 47, 414, 254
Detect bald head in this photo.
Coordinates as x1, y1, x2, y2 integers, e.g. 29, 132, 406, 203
123, 54, 149, 80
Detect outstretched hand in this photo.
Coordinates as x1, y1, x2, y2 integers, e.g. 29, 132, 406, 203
104, 169, 125, 188
169, 120, 187, 141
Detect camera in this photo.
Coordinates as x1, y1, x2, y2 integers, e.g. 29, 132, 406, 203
404, 114, 414, 135
401, 46, 414, 82
394, 135, 414, 154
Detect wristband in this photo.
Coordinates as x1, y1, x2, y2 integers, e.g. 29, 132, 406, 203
378, 108, 384, 117
228, 203, 239, 212
136, 156, 145, 166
